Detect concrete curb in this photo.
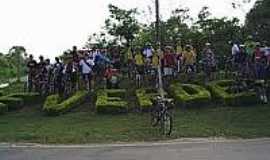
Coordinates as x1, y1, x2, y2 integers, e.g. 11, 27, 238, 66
1, 138, 270, 149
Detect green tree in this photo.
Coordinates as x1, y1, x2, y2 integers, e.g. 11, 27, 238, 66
8, 46, 26, 82
105, 4, 140, 47
245, 0, 270, 43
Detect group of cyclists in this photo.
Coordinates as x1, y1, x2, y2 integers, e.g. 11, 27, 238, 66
25, 36, 270, 100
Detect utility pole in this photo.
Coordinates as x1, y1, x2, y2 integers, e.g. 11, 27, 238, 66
155, 0, 160, 46
155, 0, 165, 98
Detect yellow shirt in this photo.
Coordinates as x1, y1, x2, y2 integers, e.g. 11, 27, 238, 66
152, 54, 159, 67
127, 48, 133, 60
183, 51, 196, 65
135, 53, 144, 65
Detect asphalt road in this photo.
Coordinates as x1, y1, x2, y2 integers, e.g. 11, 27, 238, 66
1, 139, 270, 160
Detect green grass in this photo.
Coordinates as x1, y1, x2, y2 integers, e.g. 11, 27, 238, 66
0, 103, 270, 144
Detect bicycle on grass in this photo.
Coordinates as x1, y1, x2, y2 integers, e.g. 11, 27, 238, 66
151, 96, 174, 135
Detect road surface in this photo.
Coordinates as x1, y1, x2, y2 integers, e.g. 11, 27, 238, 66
0, 138, 270, 160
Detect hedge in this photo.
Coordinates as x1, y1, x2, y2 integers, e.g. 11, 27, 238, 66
136, 89, 153, 111
207, 80, 258, 106
96, 89, 128, 114
0, 103, 7, 114
43, 91, 88, 115
169, 83, 211, 107
7, 92, 41, 104
0, 96, 24, 111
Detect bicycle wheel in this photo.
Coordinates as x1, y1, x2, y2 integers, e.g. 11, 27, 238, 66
150, 109, 159, 127
161, 112, 173, 135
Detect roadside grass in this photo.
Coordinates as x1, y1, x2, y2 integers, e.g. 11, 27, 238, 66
0, 103, 269, 144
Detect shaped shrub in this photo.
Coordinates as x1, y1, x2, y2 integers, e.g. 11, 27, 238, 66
0, 103, 7, 114
96, 89, 128, 114
8, 92, 41, 104
169, 83, 211, 107
136, 89, 153, 111
43, 91, 88, 115
0, 96, 24, 111
207, 80, 258, 106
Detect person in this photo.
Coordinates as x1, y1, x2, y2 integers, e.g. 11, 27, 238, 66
201, 43, 217, 82
26, 54, 37, 92
45, 59, 53, 94
53, 57, 63, 94
104, 64, 119, 89
176, 43, 183, 73
244, 36, 256, 63
134, 48, 144, 87
183, 45, 196, 74
143, 43, 153, 65
162, 46, 176, 82
254, 43, 264, 79
79, 54, 95, 92
36, 56, 47, 94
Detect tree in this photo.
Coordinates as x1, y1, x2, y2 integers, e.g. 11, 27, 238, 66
245, 0, 270, 43
8, 46, 26, 82
104, 4, 140, 47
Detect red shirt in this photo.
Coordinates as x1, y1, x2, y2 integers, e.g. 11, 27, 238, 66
163, 53, 175, 67
104, 68, 118, 79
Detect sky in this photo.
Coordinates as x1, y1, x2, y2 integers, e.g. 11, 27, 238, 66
0, 0, 255, 59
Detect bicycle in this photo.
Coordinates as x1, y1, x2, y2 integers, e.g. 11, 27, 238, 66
151, 96, 174, 135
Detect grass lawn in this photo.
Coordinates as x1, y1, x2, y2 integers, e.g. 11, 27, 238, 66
0, 103, 270, 144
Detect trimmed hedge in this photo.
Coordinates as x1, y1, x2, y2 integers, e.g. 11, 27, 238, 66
207, 80, 258, 106
169, 83, 211, 107
7, 92, 41, 104
96, 89, 128, 114
136, 89, 153, 111
43, 91, 88, 115
0, 91, 3, 97
0, 103, 8, 114
0, 97, 24, 111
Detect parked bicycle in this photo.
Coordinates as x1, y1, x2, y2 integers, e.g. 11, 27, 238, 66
151, 96, 174, 135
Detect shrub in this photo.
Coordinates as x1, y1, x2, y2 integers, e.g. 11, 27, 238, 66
0, 103, 7, 114
43, 91, 88, 115
0, 96, 24, 111
7, 92, 41, 104
207, 80, 258, 106
96, 89, 128, 114
169, 83, 211, 107
136, 89, 153, 111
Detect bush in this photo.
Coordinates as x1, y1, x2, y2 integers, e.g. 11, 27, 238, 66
136, 89, 153, 111
207, 80, 258, 106
43, 91, 88, 115
169, 83, 211, 107
7, 92, 41, 104
96, 90, 128, 114
0, 103, 7, 114
0, 97, 24, 111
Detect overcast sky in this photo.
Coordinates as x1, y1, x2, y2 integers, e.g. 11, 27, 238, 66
0, 0, 255, 59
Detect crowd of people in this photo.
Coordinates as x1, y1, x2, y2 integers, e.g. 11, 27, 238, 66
25, 36, 270, 99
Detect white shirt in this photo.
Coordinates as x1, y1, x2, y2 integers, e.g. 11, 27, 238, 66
79, 59, 94, 74
143, 48, 153, 58
232, 44, 240, 56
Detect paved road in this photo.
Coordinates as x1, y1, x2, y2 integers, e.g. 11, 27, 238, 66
1, 139, 270, 160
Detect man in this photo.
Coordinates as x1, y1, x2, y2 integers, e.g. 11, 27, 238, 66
143, 43, 153, 65
79, 55, 95, 92
201, 43, 217, 82
26, 54, 37, 92
104, 64, 119, 89
183, 45, 196, 74
244, 36, 256, 62
53, 57, 63, 94
163, 46, 176, 81
134, 48, 144, 88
